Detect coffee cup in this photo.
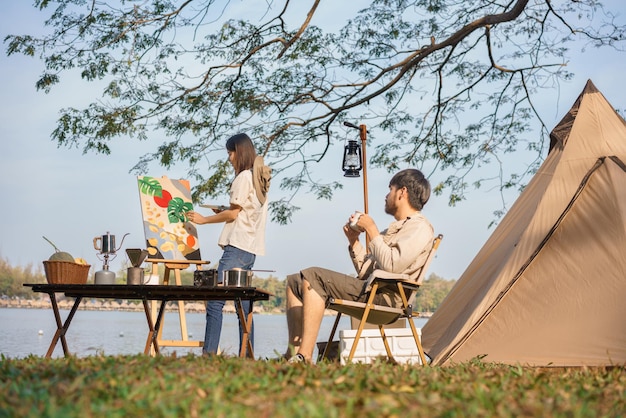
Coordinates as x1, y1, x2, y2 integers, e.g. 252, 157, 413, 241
127, 267, 145, 285
349, 211, 364, 232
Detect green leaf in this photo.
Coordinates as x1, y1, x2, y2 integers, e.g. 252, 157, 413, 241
167, 197, 193, 223
137, 177, 163, 198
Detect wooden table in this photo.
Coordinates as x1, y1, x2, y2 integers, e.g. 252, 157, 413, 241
24, 283, 271, 359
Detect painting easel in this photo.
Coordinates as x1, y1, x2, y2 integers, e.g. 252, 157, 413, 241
137, 175, 210, 353
146, 258, 208, 350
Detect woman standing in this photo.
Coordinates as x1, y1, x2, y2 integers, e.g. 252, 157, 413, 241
187, 133, 270, 355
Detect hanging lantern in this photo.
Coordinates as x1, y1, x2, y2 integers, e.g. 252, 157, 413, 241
342, 139, 362, 177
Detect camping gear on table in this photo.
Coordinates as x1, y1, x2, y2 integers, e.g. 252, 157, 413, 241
126, 267, 146, 285
41, 236, 91, 284
93, 231, 129, 284
43, 260, 91, 284
126, 248, 149, 268
223, 269, 253, 287
193, 269, 219, 287
125, 249, 149, 285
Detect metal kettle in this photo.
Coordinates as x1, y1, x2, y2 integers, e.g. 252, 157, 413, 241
93, 231, 126, 255
93, 232, 129, 284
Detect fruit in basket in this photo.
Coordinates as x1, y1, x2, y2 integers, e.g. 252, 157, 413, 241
43, 236, 75, 262
74, 258, 88, 265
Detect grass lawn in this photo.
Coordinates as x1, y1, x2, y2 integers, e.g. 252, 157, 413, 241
0, 354, 624, 417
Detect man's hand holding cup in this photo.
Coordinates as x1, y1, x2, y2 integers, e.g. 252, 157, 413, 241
349, 211, 365, 232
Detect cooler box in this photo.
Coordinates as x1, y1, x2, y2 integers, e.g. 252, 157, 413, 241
339, 327, 425, 365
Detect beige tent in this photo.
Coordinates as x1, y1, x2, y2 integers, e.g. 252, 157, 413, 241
421, 80, 626, 367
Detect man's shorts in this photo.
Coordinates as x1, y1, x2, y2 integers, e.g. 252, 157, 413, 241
286, 267, 400, 307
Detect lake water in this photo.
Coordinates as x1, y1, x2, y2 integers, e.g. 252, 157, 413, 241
0, 308, 428, 360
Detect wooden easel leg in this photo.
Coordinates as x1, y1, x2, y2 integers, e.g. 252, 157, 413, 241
173, 268, 189, 341
150, 262, 202, 350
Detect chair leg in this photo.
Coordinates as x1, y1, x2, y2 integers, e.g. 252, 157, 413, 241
321, 312, 342, 361
378, 325, 396, 363
407, 315, 428, 366
397, 282, 428, 366
347, 283, 379, 362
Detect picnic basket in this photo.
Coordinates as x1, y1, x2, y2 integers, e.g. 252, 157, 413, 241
43, 260, 91, 284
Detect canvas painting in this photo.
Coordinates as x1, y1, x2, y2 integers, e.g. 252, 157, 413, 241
137, 176, 201, 260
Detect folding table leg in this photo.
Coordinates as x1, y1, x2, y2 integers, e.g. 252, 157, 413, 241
235, 299, 255, 359
46, 294, 82, 358
142, 298, 159, 355
47, 293, 65, 357
149, 299, 168, 356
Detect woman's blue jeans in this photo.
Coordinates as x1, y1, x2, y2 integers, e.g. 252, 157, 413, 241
203, 245, 256, 355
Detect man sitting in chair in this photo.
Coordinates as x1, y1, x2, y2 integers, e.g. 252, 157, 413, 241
284, 168, 435, 363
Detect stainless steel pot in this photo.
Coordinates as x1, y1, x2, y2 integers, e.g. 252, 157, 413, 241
223, 269, 252, 287
193, 269, 219, 287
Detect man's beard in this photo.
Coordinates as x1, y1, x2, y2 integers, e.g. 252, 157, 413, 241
384, 200, 396, 215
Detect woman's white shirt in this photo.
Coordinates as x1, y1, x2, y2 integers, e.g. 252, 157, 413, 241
217, 170, 268, 255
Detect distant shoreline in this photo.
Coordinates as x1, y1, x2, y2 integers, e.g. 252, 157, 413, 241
0, 297, 433, 317
0, 297, 268, 314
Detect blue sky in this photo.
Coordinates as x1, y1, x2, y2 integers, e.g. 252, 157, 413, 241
0, 2, 624, 281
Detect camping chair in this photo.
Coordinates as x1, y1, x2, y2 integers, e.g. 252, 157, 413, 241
321, 234, 443, 365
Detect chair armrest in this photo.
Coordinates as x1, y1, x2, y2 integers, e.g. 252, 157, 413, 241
371, 269, 410, 282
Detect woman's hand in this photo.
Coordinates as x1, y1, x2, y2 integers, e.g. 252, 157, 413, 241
186, 210, 205, 224
188, 205, 240, 225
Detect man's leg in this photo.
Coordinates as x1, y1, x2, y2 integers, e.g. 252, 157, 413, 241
296, 278, 326, 362
284, 280, 303, 358
285, 267, 366, 362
